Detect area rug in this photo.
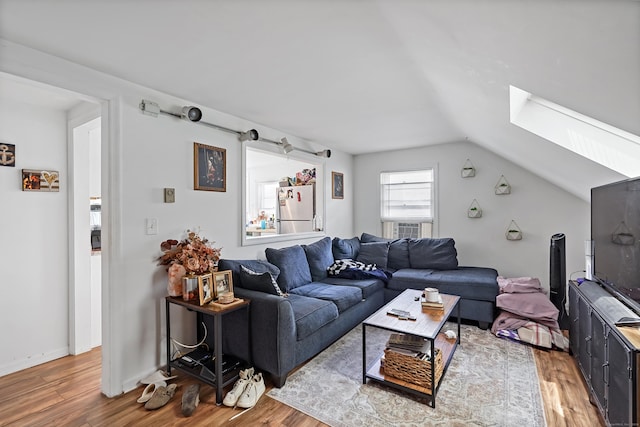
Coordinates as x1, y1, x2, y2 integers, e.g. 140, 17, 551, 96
267, 323, 546, 427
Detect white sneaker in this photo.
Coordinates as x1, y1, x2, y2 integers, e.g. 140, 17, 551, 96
236, 372, 265, 409
223, 367, 254, 407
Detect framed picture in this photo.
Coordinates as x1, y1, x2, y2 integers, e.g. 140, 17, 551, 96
213, 270, 234, 300
0, 143, 16, 167
22, 169, 59, 192
194, 142, 226, 192
332, 171, 344, 199
198, 272, 214, 305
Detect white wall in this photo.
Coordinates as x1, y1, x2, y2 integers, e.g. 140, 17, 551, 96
354, 141, 590, 292
0, 40, 355, 393
0, 98, 69, 374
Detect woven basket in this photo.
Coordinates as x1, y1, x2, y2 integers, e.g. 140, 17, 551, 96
383, 347, 443, 389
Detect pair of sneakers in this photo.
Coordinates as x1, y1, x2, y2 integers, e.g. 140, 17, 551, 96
222, 367, 265, 408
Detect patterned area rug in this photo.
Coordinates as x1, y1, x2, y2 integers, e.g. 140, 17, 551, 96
267, 323, 546, 427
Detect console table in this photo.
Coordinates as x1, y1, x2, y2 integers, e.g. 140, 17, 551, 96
165, 296, 250, 404
568, 280, 639, 426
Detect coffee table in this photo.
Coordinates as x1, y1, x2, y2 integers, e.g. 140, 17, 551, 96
362, 289, 460, 407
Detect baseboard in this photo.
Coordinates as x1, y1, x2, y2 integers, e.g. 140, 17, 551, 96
0, 347, 69, 377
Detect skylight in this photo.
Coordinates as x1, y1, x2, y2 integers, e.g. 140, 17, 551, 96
509, 85, 640, 178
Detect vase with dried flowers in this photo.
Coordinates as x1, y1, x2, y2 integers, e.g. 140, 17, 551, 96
157, 230, 222, 299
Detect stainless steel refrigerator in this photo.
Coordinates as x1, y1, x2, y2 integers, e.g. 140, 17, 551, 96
277, 185, 315, 234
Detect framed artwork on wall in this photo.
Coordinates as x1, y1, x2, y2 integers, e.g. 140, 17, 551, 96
0, 143, 16, 167
332, 171, 344, 199
194, 142, 226, 192
22, 169, 59, 192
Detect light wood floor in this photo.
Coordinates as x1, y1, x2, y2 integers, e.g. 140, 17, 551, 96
0, 343, 604, 426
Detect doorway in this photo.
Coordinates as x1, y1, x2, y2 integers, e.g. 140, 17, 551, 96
69, 115, 102, 354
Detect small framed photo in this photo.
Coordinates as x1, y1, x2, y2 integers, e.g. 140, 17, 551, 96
198, 272, 214, 305
194, 142, 226, 192
213, 270, 234, 300
22, 169, 59, 192
332, 171, 344, 199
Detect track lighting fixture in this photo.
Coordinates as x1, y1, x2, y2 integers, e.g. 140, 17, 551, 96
239, 129, 259, 142
280, 137, 294, 154
139, 100, 329, 157
181, 106, 202, 122
139, 99, 160, 117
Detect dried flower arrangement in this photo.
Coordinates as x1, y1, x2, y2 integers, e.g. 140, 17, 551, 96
157, 230, 222, 275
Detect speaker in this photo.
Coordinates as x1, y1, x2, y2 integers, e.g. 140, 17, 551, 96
550, 233, 568, 329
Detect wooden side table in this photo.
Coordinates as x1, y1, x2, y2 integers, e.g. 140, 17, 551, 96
165, 296, 251, 404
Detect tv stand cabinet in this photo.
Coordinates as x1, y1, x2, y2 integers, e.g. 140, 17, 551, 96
568, 280, 639, 427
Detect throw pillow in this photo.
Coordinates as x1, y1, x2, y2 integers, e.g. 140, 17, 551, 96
331, 236, 361, 260
360, 232, 387, 243
265, 245, 312, 292
408, 237, 458, 270
239, 265, 286, 296
359, 233, 410, 270
302, 237, 334, 281
356, 241, 390, 268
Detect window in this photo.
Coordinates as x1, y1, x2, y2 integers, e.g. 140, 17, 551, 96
381, 169, 434, 221
380, 169, 434, 239
510, 85, 640, 177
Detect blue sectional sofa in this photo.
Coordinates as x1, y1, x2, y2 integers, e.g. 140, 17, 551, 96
216, 234, 498, 387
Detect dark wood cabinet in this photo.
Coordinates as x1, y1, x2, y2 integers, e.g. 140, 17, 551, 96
569, 280, 639, 427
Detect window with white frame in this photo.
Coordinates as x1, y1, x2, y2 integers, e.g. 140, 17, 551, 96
380, 169, 434, 239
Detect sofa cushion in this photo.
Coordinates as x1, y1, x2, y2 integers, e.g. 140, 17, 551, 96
359, 233, 409, 270
387, 268, 436, 293
356, 242, 390, 268
286, 294, 339, 341
289, 282, 362, 313
265, 245, 312, 292
218, 259, 280, 290
320, 277, 385, 300
239, 265, 286, 296
332, 236, 360, 260
408, 238, 458, 270
302, 237, 334, 281
389, 267, 499, 301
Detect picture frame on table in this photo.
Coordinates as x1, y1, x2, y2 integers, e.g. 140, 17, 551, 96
213, 270, 234, 300
198, 272, 214, 305
332, 171, 344, 199
194, 142, 226, 192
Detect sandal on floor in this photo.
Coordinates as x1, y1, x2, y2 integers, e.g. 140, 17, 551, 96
136, 382, 165, 404
141, 370, 177, 385
144, 384, 177, 410
181, 383, 201, 417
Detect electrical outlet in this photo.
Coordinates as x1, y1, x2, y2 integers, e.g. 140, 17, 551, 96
146, 218, 158, 235
164, 188, 175, 203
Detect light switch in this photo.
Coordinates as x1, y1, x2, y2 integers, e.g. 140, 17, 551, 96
164, 188, 175, 203
146, 218, 158, 235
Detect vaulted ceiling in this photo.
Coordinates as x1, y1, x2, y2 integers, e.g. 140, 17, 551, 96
1, 0, 637, 200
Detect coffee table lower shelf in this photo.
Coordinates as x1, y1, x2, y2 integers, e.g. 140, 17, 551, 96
364, 332, 458, 400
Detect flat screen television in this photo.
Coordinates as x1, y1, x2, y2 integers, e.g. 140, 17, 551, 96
591, 176, 640, 315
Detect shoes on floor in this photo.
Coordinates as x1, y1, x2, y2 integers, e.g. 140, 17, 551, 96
223, 367, 254, 407
181, 383, 200, 417
140, 370, 177, 385
136, 382, 166, 403
236, 372, 265, 409
144, 384, 177, 410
